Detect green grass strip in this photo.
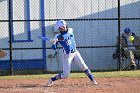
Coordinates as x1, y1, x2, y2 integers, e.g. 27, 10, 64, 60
71, 70, 140, 78
0, 70, 140, 80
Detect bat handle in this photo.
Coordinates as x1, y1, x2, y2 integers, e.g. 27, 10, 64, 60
38, 36, 50, 41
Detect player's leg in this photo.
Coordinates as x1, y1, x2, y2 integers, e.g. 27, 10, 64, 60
132, 50, 140, 69
73, 50, 98, 85
125, 50, 136, 70
47, 53, 74, 86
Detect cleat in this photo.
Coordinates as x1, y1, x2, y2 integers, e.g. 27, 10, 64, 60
47, 79, 53, 87
92, 80, 98, 85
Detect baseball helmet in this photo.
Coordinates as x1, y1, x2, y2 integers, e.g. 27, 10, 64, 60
124, 28, 131, 33
55, 20, 67, 30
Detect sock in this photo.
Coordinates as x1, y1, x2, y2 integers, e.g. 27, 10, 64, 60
51, 74, 61, 81
84, 69, 94, 81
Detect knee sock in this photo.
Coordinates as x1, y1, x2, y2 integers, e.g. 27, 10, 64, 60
84, 69, 94, 81
51, 74, 61, 81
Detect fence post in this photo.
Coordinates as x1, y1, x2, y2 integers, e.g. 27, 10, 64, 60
8, 0, 13, 75
117, 0, 122, 71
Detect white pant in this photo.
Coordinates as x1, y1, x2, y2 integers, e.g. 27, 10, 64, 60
61, 50, 88, 78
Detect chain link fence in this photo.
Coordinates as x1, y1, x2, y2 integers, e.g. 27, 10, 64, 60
0, 0, 140, 75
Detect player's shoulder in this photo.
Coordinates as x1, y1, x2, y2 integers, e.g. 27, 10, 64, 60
67, 28, 73, 34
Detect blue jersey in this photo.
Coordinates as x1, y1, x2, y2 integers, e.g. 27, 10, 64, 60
52, 28, 76, 54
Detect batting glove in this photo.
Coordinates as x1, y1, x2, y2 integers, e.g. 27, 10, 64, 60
50, 38, 58, 44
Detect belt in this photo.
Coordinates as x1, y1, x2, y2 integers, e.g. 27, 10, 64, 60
70, 49, 76, 53
63, 49, 76, 54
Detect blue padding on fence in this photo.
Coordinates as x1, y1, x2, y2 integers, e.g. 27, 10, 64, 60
0, 59, 46, 70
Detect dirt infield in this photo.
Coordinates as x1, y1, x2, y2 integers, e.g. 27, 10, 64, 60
0, 77, 140, 93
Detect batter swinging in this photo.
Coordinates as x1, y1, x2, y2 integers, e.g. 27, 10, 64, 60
47, 20, 98, 86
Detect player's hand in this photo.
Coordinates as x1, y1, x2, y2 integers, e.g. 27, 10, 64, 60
58, 36, 64, 41
50, 39, 58, 44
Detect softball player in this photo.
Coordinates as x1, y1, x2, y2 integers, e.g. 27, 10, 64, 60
47, 20, 98, 86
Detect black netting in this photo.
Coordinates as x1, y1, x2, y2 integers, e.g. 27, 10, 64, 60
0, 0, 140, 75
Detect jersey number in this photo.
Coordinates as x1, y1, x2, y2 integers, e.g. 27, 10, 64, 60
66, 40, 71, 45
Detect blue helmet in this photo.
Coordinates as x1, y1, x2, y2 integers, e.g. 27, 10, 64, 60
124, 28, 131, 33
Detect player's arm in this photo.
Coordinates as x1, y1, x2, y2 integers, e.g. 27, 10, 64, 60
51, 42, 58, 50
50, 34, 59, 44
50, 34, 60, 50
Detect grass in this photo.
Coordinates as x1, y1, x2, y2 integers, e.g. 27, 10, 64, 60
71, 70, 140, 78
0, 70, 140, 80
